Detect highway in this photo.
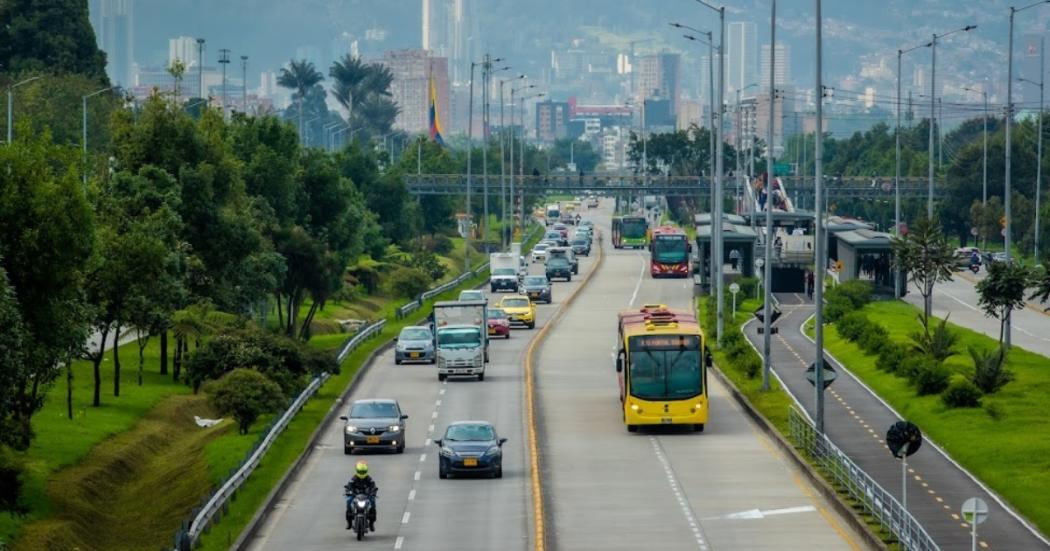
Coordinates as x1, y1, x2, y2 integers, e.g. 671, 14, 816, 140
243, 222, 598, 551
535, 205, 865, 550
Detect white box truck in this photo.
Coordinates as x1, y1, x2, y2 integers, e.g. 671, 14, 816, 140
510, 242, 527, 278
490, 252, 519, 292
431, 300, 489, 381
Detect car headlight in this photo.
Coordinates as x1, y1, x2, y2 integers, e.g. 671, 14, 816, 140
485, 446, 501, 456
396, 343, 406, 351
440, 446, 456, 457
346, 426, 358, 433
389, 425, 401, 432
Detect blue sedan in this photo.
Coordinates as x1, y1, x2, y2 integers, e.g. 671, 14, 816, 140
436, 421, 507, 479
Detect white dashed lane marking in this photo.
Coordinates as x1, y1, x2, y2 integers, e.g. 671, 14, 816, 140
650, 436, 710, 550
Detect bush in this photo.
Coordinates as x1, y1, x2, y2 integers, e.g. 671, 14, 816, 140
913, 361, 951, 396
408, 250, 447, 281
385, 267, 431, 299
855, 322, 889, 355
831, 280, 873, 308
431, 234, 454, 255
876, 343, 908, 374
835, 312, 870, 342
186, 328, 317, 393
970, 346, 1014, 394
738, 354, 762, 379
942, 379, 983, 408
823, 294, 853, 323
348, 264, 380, 294
909, 315, 959, 362
900, 354, 937, 383
0, 446, 26, 514
208, 369, 286, 434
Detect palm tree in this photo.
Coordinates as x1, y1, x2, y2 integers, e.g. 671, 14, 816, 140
167, 58, 186, 103
329, 55, 398, 140
278, 59, 324, 141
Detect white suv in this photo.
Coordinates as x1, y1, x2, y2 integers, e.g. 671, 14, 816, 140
531, 243, 551, 263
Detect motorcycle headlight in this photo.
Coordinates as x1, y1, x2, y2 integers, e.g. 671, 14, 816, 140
440, 446, 456, 457
389, 425, 401, 432
346, 425, 358, 433
356, 499, 368, 508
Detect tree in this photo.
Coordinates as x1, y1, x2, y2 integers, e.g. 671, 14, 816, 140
0, 0, 108, 80
0, 128, 94, 447
891, 216, 956, 328
277, 59, 324, 141
329, 55, 399, 141
977, 261, 1034, 348
168, 58, 186, 103
0, 265, 28, 443
208, 369, 285, 434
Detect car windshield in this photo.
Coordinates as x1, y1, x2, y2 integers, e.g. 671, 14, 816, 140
653, 237, 688, 263
459, 291, 483, 301
524, 276, 548, 286
534, 244, 549, 251
546, 233, 560, 239
628, 335, 702, 401
572, 239, 587, 245
487, 309, 507, 319
349, 402, 399, 418
548, 258, 570, 268
400, 327, 430, 341
501, 298, 529, 308
445, 424, 496, 441
493, 268, 516, 276
437, 328, 481, 348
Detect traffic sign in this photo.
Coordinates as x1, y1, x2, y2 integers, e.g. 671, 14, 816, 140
755, 257, 765, 269
729, 283, 740, 294
961, 498, 989, 525
886, 421, 923, 459
1001, 228, 1007, 237
753, 304, 782, 324
805, 362, 837, 389
773, 163, 792, 174
970, 227, 979, 237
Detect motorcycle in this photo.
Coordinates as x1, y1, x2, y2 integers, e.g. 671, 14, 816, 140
346, 492, 374, 541
969, 263, 980, 274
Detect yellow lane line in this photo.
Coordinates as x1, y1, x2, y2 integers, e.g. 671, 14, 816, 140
524, 230, 605, 551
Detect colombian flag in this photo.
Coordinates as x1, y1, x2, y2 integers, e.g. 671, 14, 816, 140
429, 74, 445, 146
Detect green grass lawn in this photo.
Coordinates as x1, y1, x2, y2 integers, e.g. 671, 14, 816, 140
812, 300, 1050, 536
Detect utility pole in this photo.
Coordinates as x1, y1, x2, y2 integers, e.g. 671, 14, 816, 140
466, 60, 477, 272
762, 0, 776, 392
929, 24, 977, 217
197, 38, 205, 99
814, 0, 826, 433
241, 55, 248, 113
219, 48, 231, 120
898, 40, 932, 299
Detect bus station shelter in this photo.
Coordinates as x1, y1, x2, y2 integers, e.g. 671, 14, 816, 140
694, 213, 758, 292
829, 228, 903, 294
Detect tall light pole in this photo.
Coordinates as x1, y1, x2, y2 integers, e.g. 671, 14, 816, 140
6, 75, 43, 144
897, 40, 932, 299
928, 24, 977, 217
677, 25, 718, 222
466, 60, 478, 272
196, 38, 206, 99
520, 92, 546, 233
511, 83, 536, 238
696, 0, 727, 345
82, 86, 117, 185
218, 48, 231, 120
962, 86, 990, 210
813, 0, 826, 432
1020, 38, 1045, 263
241, 55, 249, 113
761, 0, 776, 391
500, 74, 525, 249
481, 60, 508, 245
1006, 2, 1049, 346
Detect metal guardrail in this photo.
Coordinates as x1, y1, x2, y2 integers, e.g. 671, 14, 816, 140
173, 318, 387, 550
788, 407, 939, 551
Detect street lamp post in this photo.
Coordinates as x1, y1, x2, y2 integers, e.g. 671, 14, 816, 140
219, 49, 231, 120
761, 0, 776, 391
481, 61, 509, 246
1020, 39, 1045, 263
928, 24, 977, 217
500, 75, 526, 249
897, 41, 932, 299
695, 0, 727, 345
1006, 1, 1050, 346
510, 83, 536, 238
814, 0, 827, 432
677, 26, 718, 224
82, 86, 118, 185
241, 55, 249, 114
467, 60, 478, 272
6, 75, 43, 144
963, 85, 989, 249
520, 92, 546, 232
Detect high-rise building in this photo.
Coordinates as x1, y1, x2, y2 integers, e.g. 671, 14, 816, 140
535, 100, 571, 142
99, 0, 134, 86
727, 22, 758, 95
168, 36, 200, 68
422, 0, 471, 84
331, 32, 360, 64
760, 43, 791, 90
377, 49, 449, 135
635, 52, 681, 116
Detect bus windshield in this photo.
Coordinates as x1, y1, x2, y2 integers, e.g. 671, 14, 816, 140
628, 335, 702, 400
653, 237, 688, 263
622, 218, 648, 238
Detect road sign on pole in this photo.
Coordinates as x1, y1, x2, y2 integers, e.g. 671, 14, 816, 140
729, 282, 740, 316
886, 421, 923, 512
962, 497, 989, 551
805, 362, 836, 389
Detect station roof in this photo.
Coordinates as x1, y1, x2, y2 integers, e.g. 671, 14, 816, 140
742, 210, 816, 225
694, 212, 748, 226
835, 229, 895, 249
695, 222, 759, 243
826, 216, 874, 233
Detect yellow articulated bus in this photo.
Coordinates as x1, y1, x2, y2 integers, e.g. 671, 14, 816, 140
616, 304, 711, 433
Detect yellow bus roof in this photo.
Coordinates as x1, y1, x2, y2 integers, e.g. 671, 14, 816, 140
618, 304, 701, 338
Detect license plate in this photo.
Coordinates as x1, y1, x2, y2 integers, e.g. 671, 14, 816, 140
366, 436, 380, 444
463, 458, 478, 467
410, 352, 420, 358
488, 328, 497, 334
661, 418, 673, 424
530, 292, 539, 298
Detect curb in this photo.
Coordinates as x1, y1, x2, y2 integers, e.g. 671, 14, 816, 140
525, 234, 605, 551
706, 365, 887, 551
233, 336, 395, 550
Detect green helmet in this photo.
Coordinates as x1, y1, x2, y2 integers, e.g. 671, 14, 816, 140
355, 461, 369, 478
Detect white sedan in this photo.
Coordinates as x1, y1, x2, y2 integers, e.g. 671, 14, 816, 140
531, 243, 551, 263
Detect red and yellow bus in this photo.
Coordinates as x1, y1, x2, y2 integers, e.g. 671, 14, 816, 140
648, 225, 690, 278
616, 304, 710, 432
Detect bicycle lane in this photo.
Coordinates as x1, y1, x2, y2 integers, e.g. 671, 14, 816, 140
744, 296, 1050, 550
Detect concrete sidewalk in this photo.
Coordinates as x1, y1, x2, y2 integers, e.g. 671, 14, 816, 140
746, 295, 1049, 550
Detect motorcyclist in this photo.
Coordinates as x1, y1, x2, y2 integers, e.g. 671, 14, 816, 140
344, 461, 378, 532
970, 250, 981, 272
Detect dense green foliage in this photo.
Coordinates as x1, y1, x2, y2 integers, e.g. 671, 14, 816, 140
0, 0, 107, 80
892, 216, 955, 326
942, 378, 983, 408
208, 369, 286, 435
976, 261, 1035, 347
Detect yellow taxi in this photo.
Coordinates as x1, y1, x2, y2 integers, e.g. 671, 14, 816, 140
497, 295, 536, 329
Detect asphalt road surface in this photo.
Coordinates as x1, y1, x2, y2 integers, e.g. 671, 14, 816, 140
535, 206, 866, 550
244, 218, 598, 551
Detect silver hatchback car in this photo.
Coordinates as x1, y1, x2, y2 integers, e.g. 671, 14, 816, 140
395, 326, 435, 365
341, 399, 408, 454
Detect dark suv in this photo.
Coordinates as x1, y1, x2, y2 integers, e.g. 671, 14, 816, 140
519, 275, 553, 303
571, 237, 591, 256
546, 257, 572, 281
